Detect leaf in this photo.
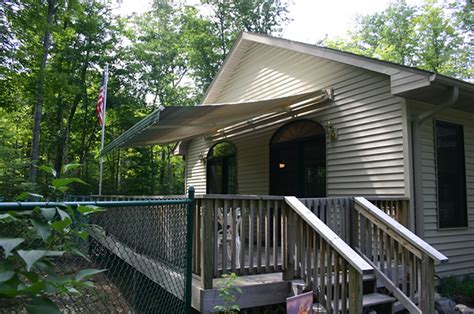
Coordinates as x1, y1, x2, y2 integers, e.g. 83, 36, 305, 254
0, 238, 24, 257
35, 260, 55, 275
75, 268, 106, 281
67, 286, 80, 294
0, 213, 14, 220
51, 178, 86, 189
0, 283, 18, 297
50, 217, 72, 231
56, 208, 71, 221
62, 163, 82, 173
30, 219, 51, 242
39, 207, 56, 221
71, 248, 90, 262
17, 250, 64, 272
16, 192, 44, 201
77, 205, 105, 216
0, 270, 15, 283
38, 165, 57, 178
25, 297, 61, 314
20, 280, 46, 294
76, 230, 88, 240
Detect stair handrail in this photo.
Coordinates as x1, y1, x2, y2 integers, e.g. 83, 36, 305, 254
285, 197, 374, 313
286, 197, 374, 274
353, 197, 448, 313
354, 197, 448, 263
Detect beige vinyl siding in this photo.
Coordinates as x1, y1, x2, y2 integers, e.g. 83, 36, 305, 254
390, 71, 430, 95
409, 100, 474, 277
186, 42, 408, 198
186, 137, 208, 195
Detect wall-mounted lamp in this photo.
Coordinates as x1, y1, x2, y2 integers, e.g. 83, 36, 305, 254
198, 152, 207, 164
325, 121, 337, 142
278, 163, 286, 169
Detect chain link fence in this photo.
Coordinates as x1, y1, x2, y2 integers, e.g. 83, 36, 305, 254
0, 189, 195, 313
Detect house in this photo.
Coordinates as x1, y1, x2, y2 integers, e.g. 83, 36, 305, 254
104, 32, 473, 312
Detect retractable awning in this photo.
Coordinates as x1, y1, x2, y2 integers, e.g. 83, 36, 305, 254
102, 89, 331, 155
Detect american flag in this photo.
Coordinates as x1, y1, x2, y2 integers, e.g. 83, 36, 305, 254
96, 69, 108, 127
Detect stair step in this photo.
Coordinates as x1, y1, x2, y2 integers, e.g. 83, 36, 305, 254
318, 293, 396, 312
363, 293, 396, 308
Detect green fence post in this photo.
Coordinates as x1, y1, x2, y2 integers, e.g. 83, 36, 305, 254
184, 186, 195, 313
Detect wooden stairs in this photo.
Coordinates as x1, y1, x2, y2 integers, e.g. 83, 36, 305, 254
192, 194, 448, 313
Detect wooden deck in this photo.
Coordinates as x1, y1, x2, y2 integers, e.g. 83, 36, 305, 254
192, 272, 289, 313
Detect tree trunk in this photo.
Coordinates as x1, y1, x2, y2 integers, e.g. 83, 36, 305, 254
30, 0, 57, 183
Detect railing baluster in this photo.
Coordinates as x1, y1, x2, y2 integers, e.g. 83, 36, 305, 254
326, 244, 333, 313
273, 200, 278, 271
283, 208, 295, 281
305, 223, 311, 286
320, 237, 326, 309
334, 253, 340, 314
214, 201, 219, 276
249, 200, 255, 275
265, 200, 271, 272
313, 232, 318, 294
231, 199, 237, 273
222, 199, 228, 273
402, 246, 408, 295
341, 258, 347, 313
240, 200, 246, 275
256, 199, 262, 273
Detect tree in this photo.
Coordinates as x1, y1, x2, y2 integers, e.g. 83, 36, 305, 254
323, 0, 473, 81
30, 0, 58, 183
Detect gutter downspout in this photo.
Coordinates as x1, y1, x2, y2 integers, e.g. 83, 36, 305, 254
411, 86, 459, 237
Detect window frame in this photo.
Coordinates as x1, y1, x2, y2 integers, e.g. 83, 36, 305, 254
206, 141, 237, 195
434, 119, 468, 230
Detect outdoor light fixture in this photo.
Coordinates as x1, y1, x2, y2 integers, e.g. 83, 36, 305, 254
199, 152, 207, 164
279, 163, 286, 169
325, 121, 337, 142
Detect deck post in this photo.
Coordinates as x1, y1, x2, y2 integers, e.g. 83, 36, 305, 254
420, 254, 435, 313
350, 200, 359, 249
282, 206, 295, 281
349, 266, 363, 314
201, 198, 214, 289
184, 187, 195, 313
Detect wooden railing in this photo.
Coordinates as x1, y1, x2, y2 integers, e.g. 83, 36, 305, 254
195, 195, 374, 313
285, 197, 373, 313
352, 197, 448, 313
366, 198, 409, 226
194, 195, 286, 289
299, 197, 352, 243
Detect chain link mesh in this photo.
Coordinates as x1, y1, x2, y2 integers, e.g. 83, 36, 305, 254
0, 197, 193, 313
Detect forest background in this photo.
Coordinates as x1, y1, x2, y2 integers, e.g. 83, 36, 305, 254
0, 0, 471, 199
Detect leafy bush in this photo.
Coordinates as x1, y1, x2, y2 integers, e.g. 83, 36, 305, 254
0, 164, 105, 313
438, 275, 474, 307
214, 272, 243, 313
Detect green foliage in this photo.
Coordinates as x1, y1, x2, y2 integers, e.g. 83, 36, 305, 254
214, 273, 243, 313
0, 0, 291, 198
323, 0, 473, 81
0, 165, 105, 312
438, 276, 474, 307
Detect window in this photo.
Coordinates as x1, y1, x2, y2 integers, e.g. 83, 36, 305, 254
207, 142, 237, 194
435, 121, 467, 229
270, 120, 326, 197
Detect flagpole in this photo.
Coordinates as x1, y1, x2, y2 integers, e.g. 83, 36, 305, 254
98, 64, 109, 195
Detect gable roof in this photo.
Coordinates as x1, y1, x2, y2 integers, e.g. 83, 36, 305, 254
203, 32, 473, 112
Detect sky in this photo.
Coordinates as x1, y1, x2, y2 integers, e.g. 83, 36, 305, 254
113, 0, 423, 44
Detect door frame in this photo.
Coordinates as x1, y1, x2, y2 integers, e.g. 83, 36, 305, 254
269, 119, 327, 197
